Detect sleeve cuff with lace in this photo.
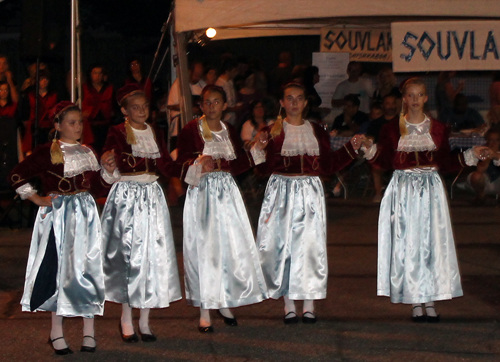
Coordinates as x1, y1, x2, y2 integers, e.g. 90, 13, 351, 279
250, 144, 266, 165
361, 144, 377, 160
493, 156, 500, 167
16, 183, 36, 200
184, 163, 202, 186
101, 168, 121, 184
463, 148, 479, 166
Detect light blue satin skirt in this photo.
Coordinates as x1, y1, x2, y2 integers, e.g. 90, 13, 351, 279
101, 181, 182, 309
21, 192, 105, 317
183, 172, 268, 309
378, 169, 463, 304
257, 174, 328, 300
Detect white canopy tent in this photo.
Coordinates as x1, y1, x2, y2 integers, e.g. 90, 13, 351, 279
172, 0, 500, 126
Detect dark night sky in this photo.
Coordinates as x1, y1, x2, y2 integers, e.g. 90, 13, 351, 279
0, 0, 173, 36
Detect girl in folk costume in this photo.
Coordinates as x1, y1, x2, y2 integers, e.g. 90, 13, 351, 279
175, 85, 268, 333
362, 78, 490, 322
253, 83, 364, 324
100, 84, 181, 343
8, 102, 118, 355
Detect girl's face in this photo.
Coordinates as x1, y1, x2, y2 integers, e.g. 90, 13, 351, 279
55, 110, 83, 143
403, 84, 427, 113
201, 91, 227, 121
280, 87, 307, 118
122, 94, 149, 126
0, 84, 9, 100
252, 102, 265, 119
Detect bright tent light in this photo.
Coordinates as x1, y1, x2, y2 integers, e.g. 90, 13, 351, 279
206, 28, 217, 38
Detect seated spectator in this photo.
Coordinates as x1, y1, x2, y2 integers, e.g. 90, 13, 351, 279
240, 100, 273, 149
331, 94, 369, 136
237, 71, 263, 125
366, 94, 399, 202
124, 58, 152, 101
487, 105, 500, 132
201, 65, 217, 87
467, 129, 500, 203
359, 101, 383, 134
440, 93, 484, 131
216, 59, 242, 127
372, 67, 401, 103
331, 61, 374, 113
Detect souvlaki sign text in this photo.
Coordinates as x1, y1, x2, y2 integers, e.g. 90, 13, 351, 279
320, 28, 392, 62
392, 21, 500, 72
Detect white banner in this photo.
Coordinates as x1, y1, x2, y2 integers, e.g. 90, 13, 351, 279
392, 21, 500, 72
312, 52, 350, 108
321, 28, 392, 62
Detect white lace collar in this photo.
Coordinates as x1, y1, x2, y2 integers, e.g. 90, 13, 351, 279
131, 124, 160, 159
199, 120, 236, 160
60, 141, 100, 177
397, 115, 436, 152
281, 120, 320, 157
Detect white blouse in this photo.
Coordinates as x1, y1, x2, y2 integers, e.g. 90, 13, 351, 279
131, 124, 160, 159
281, 120, 320, 157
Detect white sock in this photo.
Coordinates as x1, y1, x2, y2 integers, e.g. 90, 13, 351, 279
219, 308, 234, 319
284, 295, 296, 317
82, 317, 96, 348
412, 303, 424, 317
50, 313, 68, 350
425, 302, 438, 317
121, 303, 134, 336
303, 300, 315, 315
139, 308, 152, 335
200, 308, 211, 327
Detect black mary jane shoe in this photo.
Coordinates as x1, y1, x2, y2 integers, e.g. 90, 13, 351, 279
283, 311, 299, 325
139, 329, 157, 342
48, 336, 73, 356
80, 335, 96, 353
198, 325, 214, 333
411, 305, 426, 323
302, 311, 317, 324
425, 306, 440, 323
217, 310, 238, 326
119, 323, 139, 343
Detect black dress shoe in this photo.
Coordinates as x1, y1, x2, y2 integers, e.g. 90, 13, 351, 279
217, 310, 238, 326
283, 312, 299, 324
139, 329, 157, 342
80, 335, 96, 353
119, 323, 139, 343
411, 315, 427, 323
198, 325, 214, 333
48, 337, 73, 355
426, 315, 440, 323
302, 311, 317, 324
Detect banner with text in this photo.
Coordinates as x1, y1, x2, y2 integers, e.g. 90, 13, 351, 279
392, 21, 500, 72
320, 27, 392, 62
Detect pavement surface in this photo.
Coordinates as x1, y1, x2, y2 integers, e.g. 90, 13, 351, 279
0, 191, 499, 362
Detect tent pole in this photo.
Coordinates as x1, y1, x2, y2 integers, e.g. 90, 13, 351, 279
173, 30, 193, 130
70, 0, 76, 103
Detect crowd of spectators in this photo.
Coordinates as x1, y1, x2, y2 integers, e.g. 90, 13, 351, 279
1, 51, 499, 203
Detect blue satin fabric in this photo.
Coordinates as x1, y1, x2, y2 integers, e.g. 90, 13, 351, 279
183, 172, 268, 309
21, 192, 105, 317
378, 169, 463, 304
101, 181, 182, 308
257, 174, 328, 300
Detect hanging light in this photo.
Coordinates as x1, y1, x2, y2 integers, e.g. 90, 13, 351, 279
206, 28, 217, 39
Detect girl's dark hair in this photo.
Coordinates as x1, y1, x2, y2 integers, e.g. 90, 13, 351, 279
281, 82, 307, 100
87, 64, 106, 84
303, 66, 319, 86
201, 85, 227, 103
54, 105, 80, 124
